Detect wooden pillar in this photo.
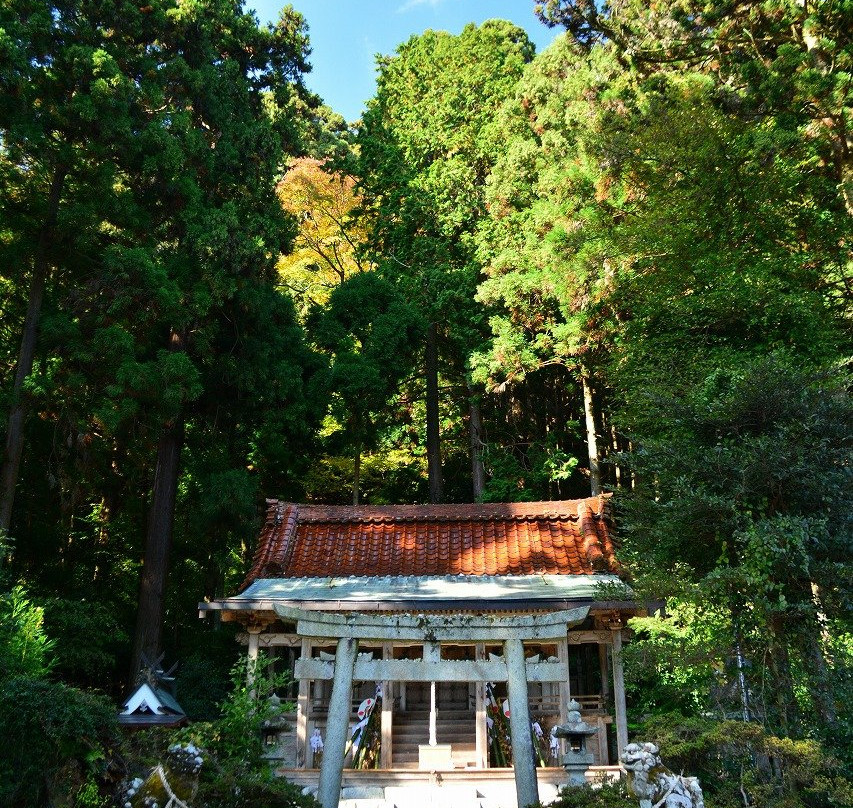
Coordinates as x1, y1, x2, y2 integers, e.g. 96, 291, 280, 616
599, 642, 610, 701
598, 642, 610, 765
504, 639, 539, 808
475, 643, 488, 769
296, 639, 311, 768
381, 643, 393, 768
595, 716, 607, 766
611, 629, 629, 759
317, 637, 359, 808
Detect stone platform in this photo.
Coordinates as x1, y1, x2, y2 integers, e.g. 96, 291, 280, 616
278, 766, 623, 808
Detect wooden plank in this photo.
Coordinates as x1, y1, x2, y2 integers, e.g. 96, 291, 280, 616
567, 630, 613, 645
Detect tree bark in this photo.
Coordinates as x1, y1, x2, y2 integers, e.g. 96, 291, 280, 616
352, 437, 361, 506
801, 583, 837, 727
0, 166, 67, 533
766, 617, 796, 737
466, 377, 485, 501
130, 415, 185, 682
610, 423, 622, 488
581, 371, 601, 496
425, 322, 443, 503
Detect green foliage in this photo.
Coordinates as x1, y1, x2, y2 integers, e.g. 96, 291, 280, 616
622, 597, 734, 720
73, 775, 111, 808
355, 20, 537, 501
301, 449, 427, 505
176, 655, 293, 774
0, 583, 54, 679
42, 597, 127, 686
195, 769, 321, 808
174, 631, 241, 722
0, 677, 119, 808
480, 438, 580, 502
169, 655, 319, 807
530, 780, 635, 808
638, 714, 852, 808
619, 357, 852, 740
1, 6, 851, 799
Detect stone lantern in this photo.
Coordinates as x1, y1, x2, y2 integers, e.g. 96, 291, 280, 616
553, 699, 598, 785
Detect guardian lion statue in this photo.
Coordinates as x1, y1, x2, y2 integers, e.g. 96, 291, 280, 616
622, 742, 704, 808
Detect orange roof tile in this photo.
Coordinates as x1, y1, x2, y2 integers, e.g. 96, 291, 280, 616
241, 497, 618, 592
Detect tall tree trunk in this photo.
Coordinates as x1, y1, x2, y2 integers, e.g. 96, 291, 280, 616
426, 322, 442, 503
800, 583, 837, 726
466, 377, 485, 501
130, 417, 184, 682
131, 330, 188, 681
352, 436, 361, 506
766, 617, 797, 737
0, 166, 67, 533
610, 423, 622, 489
581, 371, 601, 496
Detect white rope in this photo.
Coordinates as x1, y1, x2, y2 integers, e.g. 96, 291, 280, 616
155, 764, 190, 808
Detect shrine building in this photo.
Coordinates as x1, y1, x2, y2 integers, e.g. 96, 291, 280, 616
199, 496, 645, 808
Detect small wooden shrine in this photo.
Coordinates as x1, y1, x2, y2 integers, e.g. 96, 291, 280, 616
199, 497, 645, 808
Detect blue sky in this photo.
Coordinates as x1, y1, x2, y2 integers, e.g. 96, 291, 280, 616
249, 0, 560, 122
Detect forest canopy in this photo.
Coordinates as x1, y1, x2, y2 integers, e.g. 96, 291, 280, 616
0, 1, 850, 806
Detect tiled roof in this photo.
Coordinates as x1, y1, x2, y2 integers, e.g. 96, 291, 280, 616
241, 497, 617, 591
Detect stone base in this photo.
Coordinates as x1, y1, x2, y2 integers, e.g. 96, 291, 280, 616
418, 743, 453, 769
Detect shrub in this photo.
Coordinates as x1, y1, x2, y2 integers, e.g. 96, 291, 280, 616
195, 767, 320, 808
0, 677, 120, 808
529, 780, 635, 808
640, 713, 853, 808
176, 655, 292, 772
0, 584, 54, 679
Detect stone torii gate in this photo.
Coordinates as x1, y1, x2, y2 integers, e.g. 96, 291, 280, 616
274, 604, 590, 808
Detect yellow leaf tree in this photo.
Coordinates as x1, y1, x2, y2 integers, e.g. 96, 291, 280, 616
276, 157, 371, 317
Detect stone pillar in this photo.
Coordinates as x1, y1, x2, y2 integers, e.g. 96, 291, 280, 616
424, 641, 440, 747
246, 626, 262, 688
475, 643, 488, 769
504, 639, 539, 808
558, 635, 570, 726
381, 643, 393, 768
611, 629, 629, 759
317, 637, 359, 808
296, 639, 311, 768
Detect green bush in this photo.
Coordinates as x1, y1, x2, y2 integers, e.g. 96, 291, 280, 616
195, 767, 320, 808
640, 713, 853, 808
176, 655, 292, 772
0, 584, 55, 679
529, 780, 635, 808
0, 677, 120, 808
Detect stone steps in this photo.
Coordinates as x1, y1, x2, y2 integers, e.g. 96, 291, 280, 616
392, 709, 477, 768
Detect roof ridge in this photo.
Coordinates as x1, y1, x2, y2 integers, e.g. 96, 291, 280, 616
239, 501, 299, 592
287, 497, 609, 523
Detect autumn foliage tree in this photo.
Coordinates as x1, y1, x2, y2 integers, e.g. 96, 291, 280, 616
277, 157, 372, 318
